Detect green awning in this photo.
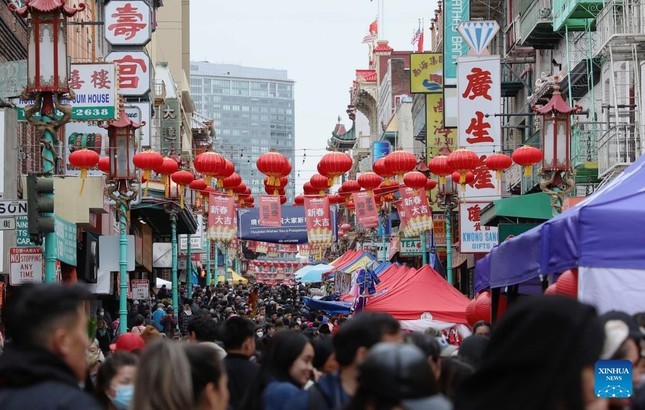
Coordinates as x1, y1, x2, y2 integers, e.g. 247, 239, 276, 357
481, 193, 553, 227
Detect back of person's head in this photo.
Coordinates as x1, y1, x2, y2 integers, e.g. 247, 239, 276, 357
188, 313, 219, 342
220, 316, 256, 351
132, 339, 193, 410
139, 325, 162, 345
350, 343, 440, 410
184, 343, 229, 410
438, 356, 475, 400
312, 335, 336, 372
3, 283, 89, 348
333, 312, 401, 366
457, 335, 488, 369
455, 295, 605, 410
133, 314, 145, 327
95, 351, 139, 408
405, 332, 441, 361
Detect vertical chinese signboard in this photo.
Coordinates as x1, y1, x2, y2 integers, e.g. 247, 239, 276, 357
425, 94, 457, 158
104, 1, 152, 47
443, 0, 470, 127
208, 194, 237, 243
352, 191, 379, 228
259, 195, 282, 227
159, 98, 181, 153
459, 202, 498, 253
303, 197, 333, 245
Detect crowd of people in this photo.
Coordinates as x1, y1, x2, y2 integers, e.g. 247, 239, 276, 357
0, 282, 644, 410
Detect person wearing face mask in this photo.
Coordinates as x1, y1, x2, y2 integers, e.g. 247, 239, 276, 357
95, 352, 138, 410
87, 339, 105, 389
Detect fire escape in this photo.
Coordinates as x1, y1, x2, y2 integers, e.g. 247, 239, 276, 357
593, 0, 645, 183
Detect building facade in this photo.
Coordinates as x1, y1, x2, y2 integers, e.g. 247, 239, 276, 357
189, 62, 296, 200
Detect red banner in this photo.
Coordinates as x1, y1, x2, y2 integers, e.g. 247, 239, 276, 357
303, 196, 333, 245
352, 190, 379, 228
395, 200, 408, 233
398, 187, 433, 236
259, 195, 282, 227
208, 194, 237, 243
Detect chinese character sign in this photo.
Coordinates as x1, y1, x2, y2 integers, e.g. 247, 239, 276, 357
459, 202, 498, 253
106, 51, 151, 96
352, 191, 379, 228
303, 197, 333, 245
432, 214, 446, 246
104, 0, 151, 46
208, 194, 237, 243
425, 93, 457, 159
410, 53, 443, 94
398, 187, 433, 237
259, 195, 282, 227
457, 55, 502, 201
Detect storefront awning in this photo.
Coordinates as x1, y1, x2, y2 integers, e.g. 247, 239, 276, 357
481, 193, 553, 227
131, 199, 198, 237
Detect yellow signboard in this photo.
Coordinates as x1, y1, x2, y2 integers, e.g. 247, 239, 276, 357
410, 53, 443, 94
425, 94, 457, 159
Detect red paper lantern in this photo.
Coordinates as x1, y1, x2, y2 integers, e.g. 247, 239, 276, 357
310, 174, 329, 192
373, 158, 393, 179
257, 152, 291, 186
189, 179, 207, 191
483, 153, 513, 181
328, 194, 343, 204
194, 151, 226, 186
426, 178, 437, 190
358, 172, 382, 191
465, 291, 508, 326
340, 180, 360, 194
68, 148, 100, 194
98, 157, 110, 173
265, 185, 286, 196
318, 152, 353, 185
544, 283, 558, 295
303, 182, 318, 196
428, 155, 452, 184
340, 223, 351, 231
451, 171, 475, 187
279, 195, 287, 205
374, 181, 397, 203
232, 183, 247, 195
133, 150, 164, 181
264, 176, 288, 189
155, 157, 179, 184
294, 195, 305, 206
555, 268, 578, 297
171, 170, 195, 209
448, 149, 480, 184
345, 200, 355, 210
384, 150, 417, 180
222, 172, 242, 191
403, 171, 427, 190
512, 145, 543, 177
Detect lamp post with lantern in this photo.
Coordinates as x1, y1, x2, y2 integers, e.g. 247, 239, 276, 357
100, 104, 142, 335
10, 0, 85, 282
532, 78, 582, 214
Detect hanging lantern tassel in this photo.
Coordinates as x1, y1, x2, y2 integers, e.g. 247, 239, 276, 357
79, 169, 87, 195
217, 178, 224, 188
180, 185, 185, 209
523, 166, 532, 177
459, 173, 467, 185
496, 170, 503, 181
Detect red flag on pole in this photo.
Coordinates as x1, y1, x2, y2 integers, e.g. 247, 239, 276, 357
417, 30, 424, 53
259, 195, 282, 227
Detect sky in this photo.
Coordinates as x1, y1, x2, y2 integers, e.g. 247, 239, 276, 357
190, 0, 440, 191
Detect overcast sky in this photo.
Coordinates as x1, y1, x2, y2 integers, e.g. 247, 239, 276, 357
190, 0, 439, 191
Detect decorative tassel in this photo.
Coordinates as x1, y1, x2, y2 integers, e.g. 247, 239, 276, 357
439, 176, 445, 185
79, 169, 87, 195
496, 170, 502, 181
180, 186, 185, 209
205, 175, 213, 187
523, 166, 532, 177
143, 170, 151, 197
459, 173, 466, 185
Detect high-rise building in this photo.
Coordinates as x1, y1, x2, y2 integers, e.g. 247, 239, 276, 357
189, 62, 296, 200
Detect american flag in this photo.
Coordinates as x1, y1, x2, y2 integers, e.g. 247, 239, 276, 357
363, 34, 374, 44
411, 28, 422, 45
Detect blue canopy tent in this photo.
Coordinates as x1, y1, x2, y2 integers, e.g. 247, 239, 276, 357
475, 154, 645, 313
295, 264, 334, 283
302, 297, 351, 315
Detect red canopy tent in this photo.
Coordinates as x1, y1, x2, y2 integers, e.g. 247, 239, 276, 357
364, 265, 469, 324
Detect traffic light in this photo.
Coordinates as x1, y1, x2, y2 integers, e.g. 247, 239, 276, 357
27, 173, 55, 245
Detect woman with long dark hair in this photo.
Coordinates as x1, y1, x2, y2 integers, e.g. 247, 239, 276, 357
184, 344, 229, 410
95, 352, 138, 410
240, 330, 314, 410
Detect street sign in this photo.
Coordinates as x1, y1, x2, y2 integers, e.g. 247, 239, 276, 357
9, 247, 43, 285
400, 238, 423, 256
0, 200, 27, 217
130, 279, 149, 300
0, 218, 15, 230
16, 216, 37, 246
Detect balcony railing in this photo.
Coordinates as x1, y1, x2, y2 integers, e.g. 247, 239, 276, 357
552, 0, 605, 31
597, 123, 641, 178
593, 0, 645, 56
571, 121, 601, 167
520, 0, 561, 48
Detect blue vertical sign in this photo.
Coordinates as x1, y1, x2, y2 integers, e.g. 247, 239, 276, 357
371, 141, 391, 164
443, 0, 470, 85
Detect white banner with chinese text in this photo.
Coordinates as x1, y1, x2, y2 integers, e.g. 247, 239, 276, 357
459, 202, 498, 253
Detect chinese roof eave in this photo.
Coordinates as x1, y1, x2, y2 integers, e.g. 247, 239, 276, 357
10, 0, 85, 17
532, 90, 582, 115
100, 107, 142, 130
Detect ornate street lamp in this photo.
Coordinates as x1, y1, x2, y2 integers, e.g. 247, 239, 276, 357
532, 78, 582, 213
10, 0, 85, 283
100, 105, 142, 335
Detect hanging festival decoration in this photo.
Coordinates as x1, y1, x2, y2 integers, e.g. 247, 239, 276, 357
483, 152, 513, 181
171, 170, 195, 209
318, 152, 353, 186
293, 194, 305, 206
68, 148, 100, 195
310, 173, 330, 195
447, 148, 480, 184
428, 155, 452, 184
221, 172, 242, 193
511, 145, 543, 176
357, 172, 382, 192
403, 171, 427, 194
373, 158, 394, 184
257, 151, 291, 186
98, 156, 110, 174
384, 150, 416, 181
155, 156, 179, 185
194, 151, 226, 186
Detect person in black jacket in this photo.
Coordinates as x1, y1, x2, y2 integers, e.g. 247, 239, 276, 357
0, 283, 101, 409
221, 316, 259, 409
